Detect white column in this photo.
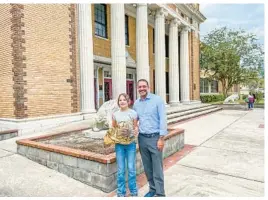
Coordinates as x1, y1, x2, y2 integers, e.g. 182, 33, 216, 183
180, 26, 190, 103
111, 4, 126, 99
136, 3, 150, 82
169, 19, 180, 106
154, 8, 167, 103
78, 4, 96, 113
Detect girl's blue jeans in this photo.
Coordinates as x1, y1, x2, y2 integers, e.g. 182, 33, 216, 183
115, 142, 137, 197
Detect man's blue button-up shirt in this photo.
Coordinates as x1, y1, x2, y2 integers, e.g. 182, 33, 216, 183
133, 93, 168, 136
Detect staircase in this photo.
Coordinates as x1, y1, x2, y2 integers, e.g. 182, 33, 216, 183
167, 104, 222, 125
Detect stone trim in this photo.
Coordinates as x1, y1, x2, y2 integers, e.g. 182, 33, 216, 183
0, 129, 18, 135
16, 127, 184, 164
0, 129, 18, 141
10, 4, 27, 119
93, 55, 136, 68
17, 130, 184, 193
0, 112, 84, 136
69, 4, 78, 113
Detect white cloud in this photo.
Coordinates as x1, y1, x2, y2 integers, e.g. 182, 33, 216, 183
199, 4, 214, 12
249, 26, 264, 38
199, 4, 264, 44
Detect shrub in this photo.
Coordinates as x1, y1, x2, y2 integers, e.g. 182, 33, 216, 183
241, 94, 248, 100
254, 91, 264, 103
200, 94, 225, 103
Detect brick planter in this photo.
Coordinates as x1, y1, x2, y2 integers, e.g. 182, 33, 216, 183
0, 129, 18, 141
16, 127, 184, 193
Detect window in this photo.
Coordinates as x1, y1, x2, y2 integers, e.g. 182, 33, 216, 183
125, 15, 129, 45
211, 80, 218, 93
126, 73, 133, 79
200, 79, 219, 93
94, 4, 107, 38
200, 78, 209, 93
165, 35, 169, 58
104, 71, 111, 78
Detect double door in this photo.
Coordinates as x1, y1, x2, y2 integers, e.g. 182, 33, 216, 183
104, 79, 134, 105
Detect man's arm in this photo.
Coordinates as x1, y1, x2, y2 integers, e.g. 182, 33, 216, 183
157, 98, 168, 136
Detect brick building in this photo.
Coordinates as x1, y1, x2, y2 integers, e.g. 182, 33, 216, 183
0, 4, 206, 134
200, 70, 240, 95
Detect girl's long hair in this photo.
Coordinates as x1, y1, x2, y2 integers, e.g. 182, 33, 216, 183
117, 93, 130, 107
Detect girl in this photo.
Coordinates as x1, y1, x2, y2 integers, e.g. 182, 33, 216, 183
112, 93, 138, 197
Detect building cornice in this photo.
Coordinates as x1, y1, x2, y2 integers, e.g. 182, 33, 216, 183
155, 4, 197, 32
177, 4, 206, 23
125, 4, 204, 33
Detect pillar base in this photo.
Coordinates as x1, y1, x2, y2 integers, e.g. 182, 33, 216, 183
181, 100, 202, 105
82, 110, 97, 120
189, 100, 202, 104
168, 101, 181, 107
180, 100, 191, 104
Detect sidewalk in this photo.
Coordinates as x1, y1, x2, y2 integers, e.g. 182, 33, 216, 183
138, 109, 264, 197
0, 109, 264, 197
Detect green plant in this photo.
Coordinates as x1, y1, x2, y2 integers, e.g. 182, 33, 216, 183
241, 94, 248, 100
200, 94, 225, 103
254, 91, 264, 103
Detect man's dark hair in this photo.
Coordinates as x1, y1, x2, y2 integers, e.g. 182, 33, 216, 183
137, 79, 149, 86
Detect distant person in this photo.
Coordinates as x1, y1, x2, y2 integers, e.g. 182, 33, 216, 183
111, 93, 139, 197
247, 94, 254, 110
253, 93, 256, 107
133, 79, 168, 197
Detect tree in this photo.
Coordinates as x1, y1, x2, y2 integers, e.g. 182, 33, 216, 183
246, 78, 264, 91
200, 27, 264, 97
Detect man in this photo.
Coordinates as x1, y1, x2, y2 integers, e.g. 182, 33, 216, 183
133, 79, 168, 197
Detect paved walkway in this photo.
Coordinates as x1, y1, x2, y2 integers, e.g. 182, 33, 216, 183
0, 109, 264, 197
138, 109, 264, 197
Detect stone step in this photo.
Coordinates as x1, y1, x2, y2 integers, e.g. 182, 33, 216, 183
167, 107, 222, 125
0, 129, 18, 141
167, 105, 218, 120
166, 104, 212, 115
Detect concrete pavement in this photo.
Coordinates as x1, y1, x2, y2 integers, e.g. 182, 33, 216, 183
0, 109, 264, 197
0, 120, 106, 197
138, 109, 264, 197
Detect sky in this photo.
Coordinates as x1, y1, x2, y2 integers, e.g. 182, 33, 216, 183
199, 4, 264, 45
